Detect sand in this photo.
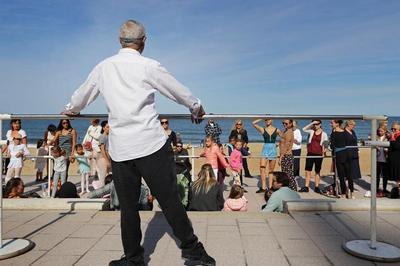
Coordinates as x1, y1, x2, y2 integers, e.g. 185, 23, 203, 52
14, 143, 372, 179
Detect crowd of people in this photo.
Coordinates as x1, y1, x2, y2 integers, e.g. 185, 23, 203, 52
2, 117, 400, 207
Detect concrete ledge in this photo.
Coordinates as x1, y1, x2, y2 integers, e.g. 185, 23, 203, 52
283, 199, 400, 213
2, 198, 107, 210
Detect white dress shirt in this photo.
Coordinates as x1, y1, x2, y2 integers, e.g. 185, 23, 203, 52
65, 48, 201, 162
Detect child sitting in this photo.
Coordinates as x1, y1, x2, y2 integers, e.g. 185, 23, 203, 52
223, 184, 247, 211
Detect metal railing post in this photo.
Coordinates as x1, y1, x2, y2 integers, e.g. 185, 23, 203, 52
0, 118, 3, 248
191, 145, 195, 181
370, 119, 377, 249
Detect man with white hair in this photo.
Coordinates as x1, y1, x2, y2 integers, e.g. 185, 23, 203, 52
63, 20, 215, 266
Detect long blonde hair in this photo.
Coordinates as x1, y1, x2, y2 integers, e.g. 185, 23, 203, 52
192, 164, 217, 195
231, 119, 244, 131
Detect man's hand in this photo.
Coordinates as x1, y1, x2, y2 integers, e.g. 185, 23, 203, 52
191, 105, 205, 124
61, 110, 80, 116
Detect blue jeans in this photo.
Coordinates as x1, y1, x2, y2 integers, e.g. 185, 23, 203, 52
52, 170, 67, 197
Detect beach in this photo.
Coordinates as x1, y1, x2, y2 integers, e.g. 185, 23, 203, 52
18, 143, 372, 179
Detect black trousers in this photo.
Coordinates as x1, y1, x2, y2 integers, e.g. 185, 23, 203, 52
377, 161, 388, 191
111, 142, 198, 262
335, 152, 353, 194
292, 149, 301, 177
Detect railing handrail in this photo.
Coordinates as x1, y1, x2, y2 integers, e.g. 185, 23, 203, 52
0, 113, 388, 120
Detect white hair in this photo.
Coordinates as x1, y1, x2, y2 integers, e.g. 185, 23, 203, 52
119, 20, 146, 47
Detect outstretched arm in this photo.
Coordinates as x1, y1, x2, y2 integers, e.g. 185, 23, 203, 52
64, 67, 101, 114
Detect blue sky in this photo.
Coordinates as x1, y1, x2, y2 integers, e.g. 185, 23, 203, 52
1, 0, 399, 116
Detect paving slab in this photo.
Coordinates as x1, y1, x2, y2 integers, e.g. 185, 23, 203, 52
2, 210, 400, 266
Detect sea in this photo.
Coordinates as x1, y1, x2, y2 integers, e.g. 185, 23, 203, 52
2, 116, 399, 146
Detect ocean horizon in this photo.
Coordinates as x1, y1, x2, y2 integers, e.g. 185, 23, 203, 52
2, 116, 399, 146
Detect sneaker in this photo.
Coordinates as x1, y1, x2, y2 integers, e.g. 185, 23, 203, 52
298, 187, 309, 193
255, 188, 266, 193
109, 256, 144, 266
314, 187, 321, 194
182, 242, 216, 266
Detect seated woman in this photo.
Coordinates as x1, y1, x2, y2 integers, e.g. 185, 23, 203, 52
262, 172, 300, 212
87, 174, 153, 211
4, 178, 26, 198
55, 182, 80, 198
188, 164, 224, 211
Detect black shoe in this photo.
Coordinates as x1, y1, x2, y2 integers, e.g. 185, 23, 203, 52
245, 175, 253, 178
298, 187, 309, 193
182, 242, 215, 266
255, 188, 266, 193
314, 187, 321, 194
243, 188, 248, 193
109, 256, 144, 266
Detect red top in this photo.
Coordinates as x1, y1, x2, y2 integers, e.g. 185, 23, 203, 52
308, 132, 323, 155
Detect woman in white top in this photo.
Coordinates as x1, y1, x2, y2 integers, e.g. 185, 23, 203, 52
2, 119, 28, 175
292, 121, 302, 178
5, 134, 30, 182
82, 119, 102, 176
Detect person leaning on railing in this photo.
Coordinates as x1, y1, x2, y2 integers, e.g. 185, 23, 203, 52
62, 19, 214, 266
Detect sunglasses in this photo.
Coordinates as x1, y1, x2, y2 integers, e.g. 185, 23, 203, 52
282, 122, 289, 125
236, 123, 242, 125
14, 138, 22, 140
161, 121, 168, 124
62, 122, 69, 125
176, 145, 183, 148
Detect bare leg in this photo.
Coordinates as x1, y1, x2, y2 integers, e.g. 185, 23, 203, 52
305, 170, 311, 188
260, 158, 267, 189
315, 173, 320, 188
268, 160, 276, 188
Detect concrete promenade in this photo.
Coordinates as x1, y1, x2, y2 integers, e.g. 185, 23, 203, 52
2, 210, 400, 266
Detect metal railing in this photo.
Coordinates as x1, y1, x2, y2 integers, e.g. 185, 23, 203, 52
1, 113, 398, 262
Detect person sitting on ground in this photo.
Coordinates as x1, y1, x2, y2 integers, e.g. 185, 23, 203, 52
55, 182, 80, 198
174, 141, 192, 181
188, 164, 224, 211
223, 184, 247, 211
87, 174, 153, 211
262, 171, 300, 212
4, 178, 26, 198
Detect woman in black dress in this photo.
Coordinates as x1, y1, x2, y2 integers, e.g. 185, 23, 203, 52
388, 122, 400, 188
330, 120, 353, 198
160, 118, 177, 147
344, 120, 362, 180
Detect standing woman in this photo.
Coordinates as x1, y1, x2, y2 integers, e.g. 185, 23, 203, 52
376, 127, 389, 196
330, 120, 353, 198
388, 122, 400, 189
2, 119, 28, 175
279, 119, 297, 191
82, 119, 102, 177
160, 118, 177, 147
97, 121, 111, 187
54, 119, 77, 180
292, 121, 302, 178
344, 120, 362, 180
229, 119, 252, 177
252, 119, 280, 193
